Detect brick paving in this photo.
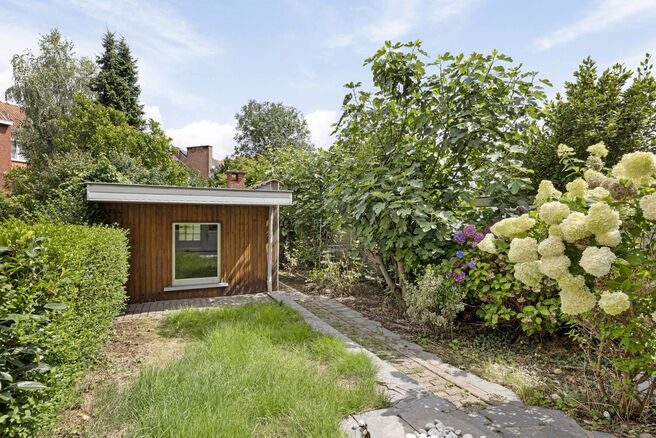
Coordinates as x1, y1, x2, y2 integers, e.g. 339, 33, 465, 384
117, 293, 271, 320
280, 282, 516, 412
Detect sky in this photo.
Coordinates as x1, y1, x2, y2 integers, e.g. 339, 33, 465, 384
1, 0, 656, 159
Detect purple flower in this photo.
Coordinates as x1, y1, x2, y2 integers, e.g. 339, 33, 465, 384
454, 260, 461, 268
516, 205, 526, 213
484, 226, 492, 234
474, 232, 485, 243
453, 231, 466, 244
453, 272, 466, 283
468, 261, 476, 269
463, 224, 477, 239
456, 251, 464, 259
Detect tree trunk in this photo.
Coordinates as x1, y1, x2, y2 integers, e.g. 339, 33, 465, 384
394, 257, 409, 312
368, 249, 397, 294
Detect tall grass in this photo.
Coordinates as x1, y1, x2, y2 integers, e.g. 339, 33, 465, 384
91, 303, 386, 437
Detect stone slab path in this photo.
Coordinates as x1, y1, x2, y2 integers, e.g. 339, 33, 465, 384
278, 282, 614, 438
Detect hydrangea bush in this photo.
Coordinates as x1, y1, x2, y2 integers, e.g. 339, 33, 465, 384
437, 224, 561, 335
478, 143, 656, 419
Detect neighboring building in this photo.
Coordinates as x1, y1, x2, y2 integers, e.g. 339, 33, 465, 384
0, 102, 27, 190
173, 145, 223, 178
86, 171, 291, 303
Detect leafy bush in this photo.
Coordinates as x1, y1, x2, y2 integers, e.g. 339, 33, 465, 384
330, 41, 546, 304
437, 224, 561, 336
0, 219, 129, 437
405, 266, 465, 332
306, 253, 363, 295
482, 143, 656, 420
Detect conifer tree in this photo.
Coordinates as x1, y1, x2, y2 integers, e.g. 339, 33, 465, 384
91, 30, 144, 128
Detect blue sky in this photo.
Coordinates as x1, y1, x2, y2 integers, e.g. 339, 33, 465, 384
1, 0, 655, 159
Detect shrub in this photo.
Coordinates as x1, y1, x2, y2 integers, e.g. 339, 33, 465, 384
405, 266, 465, 333
438, 224, 561, 336
482, 143, 656, 420
307, 253, 363, 295
0, 219, 129, 437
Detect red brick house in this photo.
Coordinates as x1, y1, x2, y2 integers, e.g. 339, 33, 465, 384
0, 102, 26, 190
173, 145, 224, 178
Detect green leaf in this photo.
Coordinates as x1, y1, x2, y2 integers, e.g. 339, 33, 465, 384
43, 302, 68, 310
13, 381, 46, 391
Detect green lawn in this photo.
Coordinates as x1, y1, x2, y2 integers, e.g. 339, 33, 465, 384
90, 302, 386, 437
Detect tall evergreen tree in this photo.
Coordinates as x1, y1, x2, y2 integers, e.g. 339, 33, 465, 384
91, 31, 144, 128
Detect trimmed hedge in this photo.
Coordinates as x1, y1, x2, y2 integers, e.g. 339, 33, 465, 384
0, 219, 129, 437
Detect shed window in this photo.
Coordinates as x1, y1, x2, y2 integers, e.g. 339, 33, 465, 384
172, 223, 220, 285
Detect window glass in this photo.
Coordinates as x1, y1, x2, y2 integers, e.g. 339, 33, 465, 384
173, 223, 219, 282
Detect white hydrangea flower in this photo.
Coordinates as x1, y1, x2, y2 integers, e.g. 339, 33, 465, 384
490, 214, 536, 239
566, 178, 588, 200
612, 151, 656, 186
548, 224, 564, 238
652, 310, 656, 323
558, 273, 596, 315
584, 169, 605, 181
508, 237, 538, 263
587, 142, 609, 158
560, 212, 591, 242
476, 233, 497, 254
539, 255, 571, 279
598, 291, 630, 316
537, 235, 565, 257
579, 246, 616, 277
539, 201, 570, 225
595, 230, 621, 247
534, 181, 562, 206
617, 204, 636, 220
557, 144, 574, 157
587, 187, 610, 200
584, 203, 620, 235
514, 261, 543, 287
639, 193, 656, 221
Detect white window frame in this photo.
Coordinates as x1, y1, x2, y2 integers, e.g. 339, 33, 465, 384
172, 222, 221, 286
10, 139, 26, 163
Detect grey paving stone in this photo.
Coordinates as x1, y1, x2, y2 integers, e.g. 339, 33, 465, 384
345, 408, 417, 437
398, 403, 501, 438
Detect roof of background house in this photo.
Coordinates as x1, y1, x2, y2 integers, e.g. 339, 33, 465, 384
0, 101, 25, 125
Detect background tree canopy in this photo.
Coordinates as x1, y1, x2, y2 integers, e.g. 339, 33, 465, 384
528, 55, 656, 188
233, 99, 314, 157
5, 29, 96, 165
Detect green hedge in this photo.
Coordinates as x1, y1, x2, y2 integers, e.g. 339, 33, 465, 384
0, 219, 129, 437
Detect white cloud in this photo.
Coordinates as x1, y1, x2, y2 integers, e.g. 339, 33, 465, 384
49, 0, 218, 60
142, 104, 162, 123
306, 110, 337, 149
537, 0, 656, 51
167, 120, 236, 160
327, 0, 478, 49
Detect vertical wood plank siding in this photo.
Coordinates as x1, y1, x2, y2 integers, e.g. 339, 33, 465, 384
104, 203, 271, 303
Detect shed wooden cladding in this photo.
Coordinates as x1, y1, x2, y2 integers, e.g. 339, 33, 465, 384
103, 202, 277, 303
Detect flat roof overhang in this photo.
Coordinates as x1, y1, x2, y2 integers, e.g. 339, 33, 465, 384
86, 182, 293, 206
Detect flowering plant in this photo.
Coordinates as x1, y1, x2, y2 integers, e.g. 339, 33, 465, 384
480, 143, 656, 419
439, 224, 561, 335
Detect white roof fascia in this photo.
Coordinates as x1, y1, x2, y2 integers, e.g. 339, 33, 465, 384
86, 182, 292, 206
0, 120, 13, 126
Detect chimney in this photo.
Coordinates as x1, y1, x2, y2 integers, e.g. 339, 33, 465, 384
184, 145, 213, 177
226, 170, 246, 189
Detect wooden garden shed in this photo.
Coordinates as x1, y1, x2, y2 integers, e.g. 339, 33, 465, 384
86, 176, 292, 303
